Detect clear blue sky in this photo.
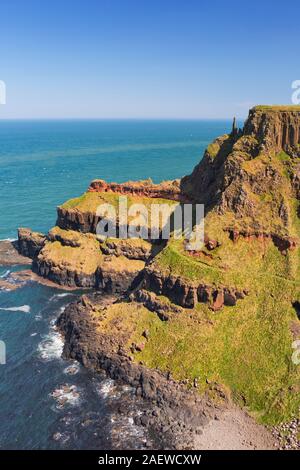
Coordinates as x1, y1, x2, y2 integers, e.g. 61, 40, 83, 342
0, 0, 299, 119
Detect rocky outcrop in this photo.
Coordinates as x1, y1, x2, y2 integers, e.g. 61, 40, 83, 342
56, 206, 99, 233
243, 106, 300, 154
100, 238, 153, 261
143, 266, 247, 311
88, 178, 190, 202
35, 258, 97, 287
32, 230, 102, 288
225, 228, 297, 254
18, 228, 46, 259
130, 289, 182, 321
180, 133, 234, 209
96, 256, 145, 293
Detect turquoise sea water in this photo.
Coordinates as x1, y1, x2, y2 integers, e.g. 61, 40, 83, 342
0, 120, 233, 449
0, 119, 233, 240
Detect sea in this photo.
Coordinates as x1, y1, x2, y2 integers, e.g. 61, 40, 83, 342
0, 119, 233, 449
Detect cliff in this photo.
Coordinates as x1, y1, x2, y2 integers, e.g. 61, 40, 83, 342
16, 105, 300, 428
181, 106, 300, 238
244, 106, 300, 154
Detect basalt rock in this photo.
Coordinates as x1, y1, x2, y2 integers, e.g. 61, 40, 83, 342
225, 228, 297, 254
18, 228, 46, 259
143, 266, 247, 311
56, 206, 99, 233
100, 238, 153, 261
130, 289, 182, 321
243, 106, 300, 154
96, 256, 145, 293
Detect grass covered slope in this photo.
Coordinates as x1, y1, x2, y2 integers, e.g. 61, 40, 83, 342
140, 229, 300, 423
61, 191, 178, 215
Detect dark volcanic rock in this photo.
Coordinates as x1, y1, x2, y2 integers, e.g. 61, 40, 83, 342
56, 206, 100, 233
143, 266, 246, 311
18, 228, 46, 259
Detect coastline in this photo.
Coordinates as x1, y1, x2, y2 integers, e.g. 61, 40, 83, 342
0, 240, 278, 449
56, 291, 277, 450
1, 106, 300, 450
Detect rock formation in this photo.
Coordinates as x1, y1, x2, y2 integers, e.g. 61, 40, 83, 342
18, 228, 46, 259
88, 178, 189, 202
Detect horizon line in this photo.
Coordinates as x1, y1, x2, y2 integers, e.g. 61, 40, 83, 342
0, 116, 246, 121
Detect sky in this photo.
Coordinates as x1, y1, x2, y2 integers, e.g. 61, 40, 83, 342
0, 0, 299, 119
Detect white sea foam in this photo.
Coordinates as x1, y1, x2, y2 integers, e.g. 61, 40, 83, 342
37, 329, 64, 361
50, 292, 74, 301
109, 413, 146, 447
52, 431, 70, 444
63, 363, 80, 376
0, 238, 17, 242
96, 379, 115, 398
50, 384, 82, 409
0, 270, 10, 278
0, 305, 31, 313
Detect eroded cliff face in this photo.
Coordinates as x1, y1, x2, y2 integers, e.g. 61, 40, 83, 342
181, 106, 300, 238
18, 228, 46, 258
243, 106, 300, 154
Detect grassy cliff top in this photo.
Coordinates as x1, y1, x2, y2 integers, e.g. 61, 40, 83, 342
253, 105, 300, 112
38, 232, 102, 274
61, 191, 178, 212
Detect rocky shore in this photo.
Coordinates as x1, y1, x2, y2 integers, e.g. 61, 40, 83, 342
56, 292, 276, 450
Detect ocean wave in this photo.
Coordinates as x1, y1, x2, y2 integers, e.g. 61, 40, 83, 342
0, 238, 17, 242
0, 270, 10, 278
37, 328, 63, 361
0, 305, 31, 313
49, 292, 75, 301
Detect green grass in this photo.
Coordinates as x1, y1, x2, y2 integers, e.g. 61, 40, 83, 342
61, 191, 178, 213
135, 208, 300, 424
135, 272, 300, 424
207, 142, 220, 158
254, 105, 300, 112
